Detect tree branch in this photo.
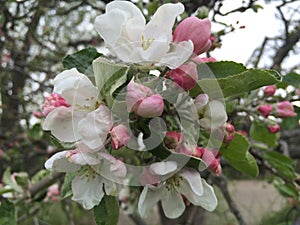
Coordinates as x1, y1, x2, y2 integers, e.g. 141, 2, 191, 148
211, 174, 246, 225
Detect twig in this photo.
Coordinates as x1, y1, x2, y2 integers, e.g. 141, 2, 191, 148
129, 213, 148, 225
211, 174, 246, 225
29, 172, 61, 197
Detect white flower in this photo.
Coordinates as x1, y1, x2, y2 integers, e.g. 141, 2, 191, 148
138, 161, 217, 219
45, 143, 127, 210
198, 99, 227, 131
94, 1, 193, 69
43, 68, 113, 149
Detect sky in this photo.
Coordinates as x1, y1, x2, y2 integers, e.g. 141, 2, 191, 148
210, 0, 281, 65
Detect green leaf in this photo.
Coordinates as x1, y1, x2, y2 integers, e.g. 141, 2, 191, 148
62, 47, 102, 75
262, 151, 296, 180
94, 195, 119, 225
221, 133, 259, 177
249, 121, 279, 147
273, 178, 298, 198
61, 172, 76, 199
198, 61, 247, 79
191, 65, 281, 99
0, 200, 16, 225
282, 72, 300, 88
93, 57, 129, 107
252, 4, 264, 13
28, 123, 43, 140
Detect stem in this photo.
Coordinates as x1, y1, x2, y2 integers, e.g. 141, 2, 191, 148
211, 174, 246, 225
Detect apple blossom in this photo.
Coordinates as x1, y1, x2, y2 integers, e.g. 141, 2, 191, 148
110, 124, 131, 150
138, 161, 217, 218
94, 1, 193, 69
276, 101, 297, 117
264, 85, 276, 97
45, 143, 126, 210
126, 79, 164, 118
41, 93, 70, 117
173, 17, 212, 55
42, 68, 113, 149
257, 104, 272, 118
198, 99, 227, 131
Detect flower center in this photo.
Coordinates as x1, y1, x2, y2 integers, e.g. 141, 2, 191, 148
141, 35, 154, 50
165, 175, 183, 192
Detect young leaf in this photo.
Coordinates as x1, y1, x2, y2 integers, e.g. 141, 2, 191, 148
93, 57, 129, 107
221, 133, 259, 177
262, 151, 296, 180
94, 195, 119, 225
0, 200, 16, 225
191, 66, 281, 99
61, 172, 76, 199
62, 47, 102, 75
249, 121, 279, 147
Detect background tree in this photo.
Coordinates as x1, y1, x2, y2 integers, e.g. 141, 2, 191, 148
0, 0, 299, 225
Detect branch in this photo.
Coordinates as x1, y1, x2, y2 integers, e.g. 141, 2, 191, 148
129, 213, 148, 225
29, 172, 61, 197
211, 174, 246, 225
271, 23, 300, 69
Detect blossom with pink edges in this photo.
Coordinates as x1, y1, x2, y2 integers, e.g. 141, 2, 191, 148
42, 93, 70, 117
276, 101, 297, 117
268, 124, 280, 133
110, 124, 131, 150
126, 79, 164, 118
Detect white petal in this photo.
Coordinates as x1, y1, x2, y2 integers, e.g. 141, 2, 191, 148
150, 161, 177, 176
69, 151, 100, 166
98, 152, 127, 178
159, 41, 193, 69
146, 3, 184, 43
78, 105, 113, 149
43, 106, 86, 142
201, 100, 227, 130
178, 169, 204, 204
193, 179, 218, 211
103, 178, 118, 196
44, 151, 80, 173
71, 175, 105, 210
138, 185, 164, 218
161, 188, 185, 219
53, 68, 99, 108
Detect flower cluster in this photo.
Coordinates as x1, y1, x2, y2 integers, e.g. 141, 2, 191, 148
42, 1, 231, 219
257, 85, 297, 133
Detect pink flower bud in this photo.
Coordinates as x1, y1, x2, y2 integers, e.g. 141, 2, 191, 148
276, 101, 297, 117
164, 131, 183, 150
126, 80, 164, 118
33, 111, 43, 118
198, 147, 221, 175
110, 124, 131, 150
268, 124, 280, 133
173, 17, 212, 55
223, 123, 235, 143
193, 56, 216, 63
264, 85, 276, 97
42, 93, 70, 117
258, 104, 272, 118
166, 62, 198, 90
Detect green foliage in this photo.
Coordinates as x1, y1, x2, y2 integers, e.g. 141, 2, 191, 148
62, 47, 102, 75
191, 61, 281, 99
250, 121, 279, 147
273, 177, 298, 198
0, 200, 16, 225
281, 106, 300, 130
93, 57, 129, 107
221, 133, 259, 177
94, 195, 119, 225
61, 172, 76, 199
278, 72, 300, 89
262, 151, 296, 180
28, 123, 44, 141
